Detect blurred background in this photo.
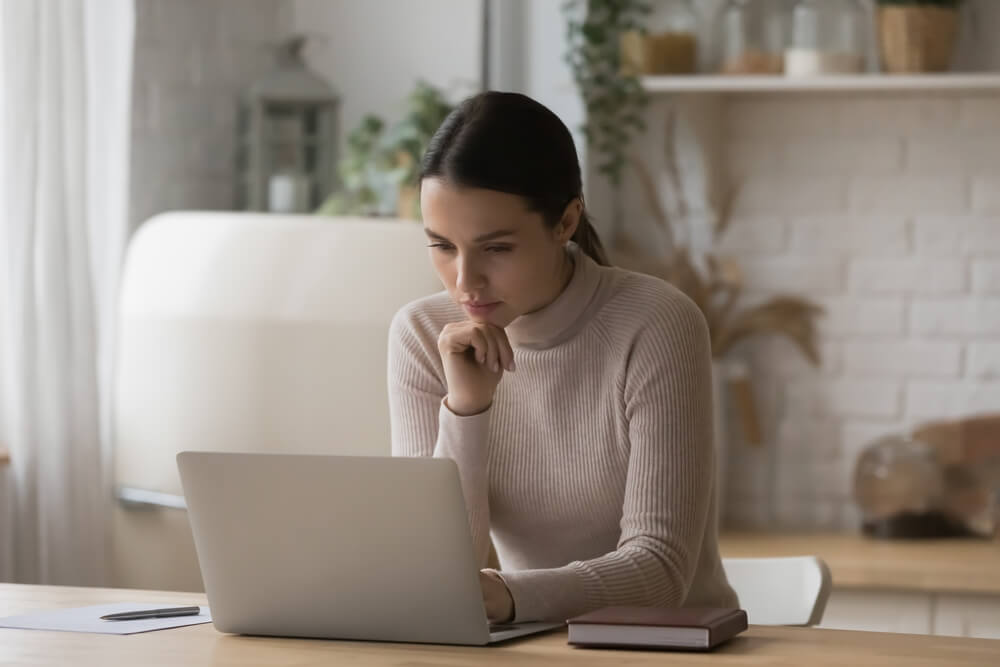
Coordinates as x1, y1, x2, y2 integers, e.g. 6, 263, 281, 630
125, 0, 1000, 532
2, 0, 1000, 639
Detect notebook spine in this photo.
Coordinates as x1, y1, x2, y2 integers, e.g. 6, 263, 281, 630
709, 610, 748, 647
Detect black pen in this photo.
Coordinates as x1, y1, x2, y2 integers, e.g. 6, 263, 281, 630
100, 605, 201, 621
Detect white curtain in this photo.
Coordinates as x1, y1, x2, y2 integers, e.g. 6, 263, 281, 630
0, 0, 134, 585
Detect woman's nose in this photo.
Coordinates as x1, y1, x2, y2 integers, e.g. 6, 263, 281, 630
456, 256, 485, 292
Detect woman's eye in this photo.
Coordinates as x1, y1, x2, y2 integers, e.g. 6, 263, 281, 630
485, 245, 512, 253
427, 243, 455, 251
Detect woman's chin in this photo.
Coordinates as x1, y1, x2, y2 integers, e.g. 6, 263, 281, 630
491, 312, 518, 329
466, 306, 517, 329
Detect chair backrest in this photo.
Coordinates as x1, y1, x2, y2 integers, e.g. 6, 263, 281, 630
722, 556, 833, 626
111, 212, 442, 591
114, 211, 443, 496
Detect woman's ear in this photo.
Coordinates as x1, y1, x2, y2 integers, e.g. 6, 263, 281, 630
556, 198, 583, 243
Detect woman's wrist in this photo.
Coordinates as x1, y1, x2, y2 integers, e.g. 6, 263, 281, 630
444, 395, 492, 417
482, 570, 515, 623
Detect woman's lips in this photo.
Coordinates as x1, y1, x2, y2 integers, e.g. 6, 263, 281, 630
463, 301, 500, 316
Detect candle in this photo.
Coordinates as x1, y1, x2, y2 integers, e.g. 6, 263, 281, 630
268, 171, 310, 213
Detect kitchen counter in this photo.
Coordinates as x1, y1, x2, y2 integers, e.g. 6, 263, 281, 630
720, 532, 1000, 595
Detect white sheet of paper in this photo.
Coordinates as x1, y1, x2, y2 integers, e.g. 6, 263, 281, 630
0, 602, 212, 635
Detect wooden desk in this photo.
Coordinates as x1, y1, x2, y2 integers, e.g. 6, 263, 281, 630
2, 584, 998, 666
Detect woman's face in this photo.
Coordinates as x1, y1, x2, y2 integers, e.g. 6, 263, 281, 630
420, 178, 579, 328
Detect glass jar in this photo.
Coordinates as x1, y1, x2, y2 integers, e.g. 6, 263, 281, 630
713, 0, 788, 75
785, 0, 867, 76
620, 0, 699, 75
853, 435, 975, 539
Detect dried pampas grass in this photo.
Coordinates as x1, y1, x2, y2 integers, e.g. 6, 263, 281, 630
615, 115, 824, 365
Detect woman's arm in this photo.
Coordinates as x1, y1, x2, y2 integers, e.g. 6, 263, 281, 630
490, 297, 716, 622
387, 307, 494, 568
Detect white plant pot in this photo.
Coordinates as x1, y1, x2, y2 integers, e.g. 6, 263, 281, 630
712, 360, 729, 522
712, 359, 749, 525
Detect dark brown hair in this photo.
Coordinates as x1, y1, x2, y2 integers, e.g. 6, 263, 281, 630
420, 91, 610, 266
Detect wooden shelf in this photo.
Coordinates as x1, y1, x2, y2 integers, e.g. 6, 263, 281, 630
642, 73, 1000, 94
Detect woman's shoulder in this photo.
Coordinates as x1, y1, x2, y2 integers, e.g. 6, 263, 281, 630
600, 266, 709, 341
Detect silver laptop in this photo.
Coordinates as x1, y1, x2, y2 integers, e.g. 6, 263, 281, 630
176, 451, 563, 645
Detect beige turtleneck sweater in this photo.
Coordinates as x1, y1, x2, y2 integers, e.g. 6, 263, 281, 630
387, 244, 738, 623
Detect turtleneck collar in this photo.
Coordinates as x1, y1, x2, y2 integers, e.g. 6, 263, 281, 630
505, 242, 608, 350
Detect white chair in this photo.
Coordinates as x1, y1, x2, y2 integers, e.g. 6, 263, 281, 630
723, 556, 833, 626
111, 212, 442, 591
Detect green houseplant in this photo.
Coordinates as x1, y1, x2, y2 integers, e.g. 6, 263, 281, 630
563, 0, 651, 190
316, 81, 454, 220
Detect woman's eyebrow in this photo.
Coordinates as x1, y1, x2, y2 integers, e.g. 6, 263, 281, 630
424, 229, 517, 243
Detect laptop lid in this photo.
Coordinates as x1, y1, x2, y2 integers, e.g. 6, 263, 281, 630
176, 452, 493, 645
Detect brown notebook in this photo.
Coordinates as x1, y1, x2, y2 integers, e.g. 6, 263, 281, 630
567, 606, 748, 650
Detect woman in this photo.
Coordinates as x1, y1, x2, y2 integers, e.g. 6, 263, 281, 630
388, 91, 738, 624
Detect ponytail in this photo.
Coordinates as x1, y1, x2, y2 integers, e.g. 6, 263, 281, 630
571, 210, 611, 267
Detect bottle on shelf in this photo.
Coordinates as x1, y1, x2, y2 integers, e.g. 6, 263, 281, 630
713, 0, 789, 75
621, 0, 699, 75
785, 0, 868, 76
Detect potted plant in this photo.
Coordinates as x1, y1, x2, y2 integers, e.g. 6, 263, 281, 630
316, 81, 454, 220
876, 0, 964, 73
563, 0, 651, 195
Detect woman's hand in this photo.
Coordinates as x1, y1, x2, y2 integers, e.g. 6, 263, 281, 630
438, 321, 514, 416
479, 570, 514, 623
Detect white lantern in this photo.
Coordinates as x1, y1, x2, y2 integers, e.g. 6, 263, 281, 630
238, 36, 339, 213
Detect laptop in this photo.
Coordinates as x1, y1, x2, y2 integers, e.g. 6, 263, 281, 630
176, 451, 564, 645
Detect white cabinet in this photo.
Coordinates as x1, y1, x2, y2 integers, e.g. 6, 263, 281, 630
934, 594, 1000, 640
820, 589, 1000, 638
820, 590, 933, 635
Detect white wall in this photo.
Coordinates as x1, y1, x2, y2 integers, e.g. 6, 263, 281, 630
129, 1, 583, 228
291, 0, 483, 154
718, 90, 1000, 532
522, 0, 587, 182
129, 0, 292, 231
714, 1, 1000, 531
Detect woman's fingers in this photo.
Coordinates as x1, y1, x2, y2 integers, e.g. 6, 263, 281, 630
485, 329, 500, 372
495, 327, 515, 372
478, 324, 514, 373
440, 321, 515, 374
469, 327, 489, 365
484, 326, 511, 372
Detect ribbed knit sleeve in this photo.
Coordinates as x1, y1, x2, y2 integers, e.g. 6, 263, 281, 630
387, 305, 493, 568
496, 293, 716, 622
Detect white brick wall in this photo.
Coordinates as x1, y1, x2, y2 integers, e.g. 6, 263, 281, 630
910, 298, 1000, 335
718, 91, 1000, 532
843, 341, 963, 377
130, 0, 292, 231
847, 259, 966, 295
972, 173, 1000, 213
789, 216, 908, 256
968, 342, 1000, 378
972, 260, 1000, 293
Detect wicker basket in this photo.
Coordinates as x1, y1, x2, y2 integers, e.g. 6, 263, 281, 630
878, 6, 959, 73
